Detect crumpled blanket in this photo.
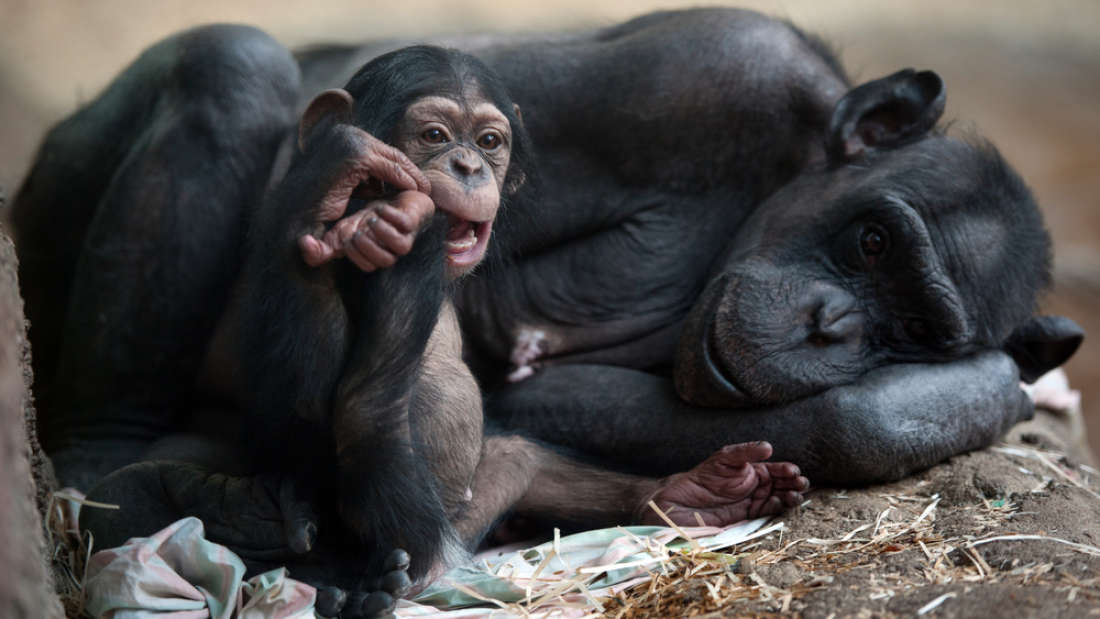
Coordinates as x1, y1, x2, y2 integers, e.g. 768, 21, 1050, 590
83, 516, 315, 619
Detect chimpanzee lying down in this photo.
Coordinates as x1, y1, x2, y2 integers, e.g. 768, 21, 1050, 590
11, 6, 1082, 617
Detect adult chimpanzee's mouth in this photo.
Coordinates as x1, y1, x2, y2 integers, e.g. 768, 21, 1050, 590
701, 322, 754, 406
445, 216, 492, 268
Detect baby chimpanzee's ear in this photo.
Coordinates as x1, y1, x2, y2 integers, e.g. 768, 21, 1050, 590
298, 88, 354, 152
1004, 315, 1084, 383
826, 69, 945, 162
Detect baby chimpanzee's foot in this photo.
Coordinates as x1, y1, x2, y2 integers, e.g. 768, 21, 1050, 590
315, 549, 412, 618
639, 442, 809, 527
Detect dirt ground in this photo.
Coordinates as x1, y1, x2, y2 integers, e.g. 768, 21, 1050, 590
606, 404, 1100, 617
1, 1, 1098, 460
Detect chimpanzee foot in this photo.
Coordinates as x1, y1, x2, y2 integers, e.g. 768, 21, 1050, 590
639, 442, 809, 527
81, 461, 306, 557
279, 476, 320, 555
314, 549, 412, 618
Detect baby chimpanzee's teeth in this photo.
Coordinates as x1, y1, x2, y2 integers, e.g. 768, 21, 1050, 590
446, 225, 477, 252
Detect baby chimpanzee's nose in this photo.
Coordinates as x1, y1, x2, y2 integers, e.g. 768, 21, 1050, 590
450, 149, 485, 180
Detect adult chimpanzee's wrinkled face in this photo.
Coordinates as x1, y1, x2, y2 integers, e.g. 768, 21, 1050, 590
675, 136, 1050, 408
389, 94, 512, 279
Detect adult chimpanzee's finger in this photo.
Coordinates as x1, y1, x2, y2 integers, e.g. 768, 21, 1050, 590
349, 127, 431, 195
715, 441, 774, 467
366, 217, 413, 256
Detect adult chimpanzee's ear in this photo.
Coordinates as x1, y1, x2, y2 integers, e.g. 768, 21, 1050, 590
1003, 315, 1084, 383
826, 69, 945, 162
298, 88, 354, 152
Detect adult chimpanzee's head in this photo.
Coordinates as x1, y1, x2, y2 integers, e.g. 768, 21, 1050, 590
676, 69, 1083, 408
298, 45, 533, 278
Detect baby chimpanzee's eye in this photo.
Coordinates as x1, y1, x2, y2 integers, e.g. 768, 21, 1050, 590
477, 131, 502, 151
422, 128, 448, 143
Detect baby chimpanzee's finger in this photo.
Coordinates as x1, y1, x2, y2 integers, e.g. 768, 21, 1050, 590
346, 227, 395, 272
366, 216, 413, 256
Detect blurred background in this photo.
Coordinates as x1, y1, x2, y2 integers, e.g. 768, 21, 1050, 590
1, 0, 1098, 460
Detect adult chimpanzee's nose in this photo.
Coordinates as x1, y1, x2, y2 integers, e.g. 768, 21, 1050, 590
808, 293, 861, 346
450, 149, 484, 179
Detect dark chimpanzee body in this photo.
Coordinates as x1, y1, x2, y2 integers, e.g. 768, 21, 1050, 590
12, 30, 810, 617
272, 9, 1083, 482
370, 9, 1079, 480
10, 6, 1084, 616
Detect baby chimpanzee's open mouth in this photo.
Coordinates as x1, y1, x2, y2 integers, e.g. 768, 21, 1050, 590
445, 216, 492, 270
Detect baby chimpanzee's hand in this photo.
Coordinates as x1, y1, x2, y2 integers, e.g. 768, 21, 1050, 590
300, 190, 435, 272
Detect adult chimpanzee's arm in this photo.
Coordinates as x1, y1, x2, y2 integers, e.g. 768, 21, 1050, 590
486, 351, 1031, 485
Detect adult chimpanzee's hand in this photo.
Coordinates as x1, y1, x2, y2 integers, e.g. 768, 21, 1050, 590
295, 124, 434, 271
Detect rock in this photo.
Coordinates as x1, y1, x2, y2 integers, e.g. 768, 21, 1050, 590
0, 194, 63, 617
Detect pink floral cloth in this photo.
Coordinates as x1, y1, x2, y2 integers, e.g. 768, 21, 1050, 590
84, 517, 315, 619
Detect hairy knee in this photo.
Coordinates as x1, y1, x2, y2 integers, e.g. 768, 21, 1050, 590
483, 435, 537, 467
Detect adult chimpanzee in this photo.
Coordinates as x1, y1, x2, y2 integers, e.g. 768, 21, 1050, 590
440, 10, 1078, 482
13, 35, 808, 617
